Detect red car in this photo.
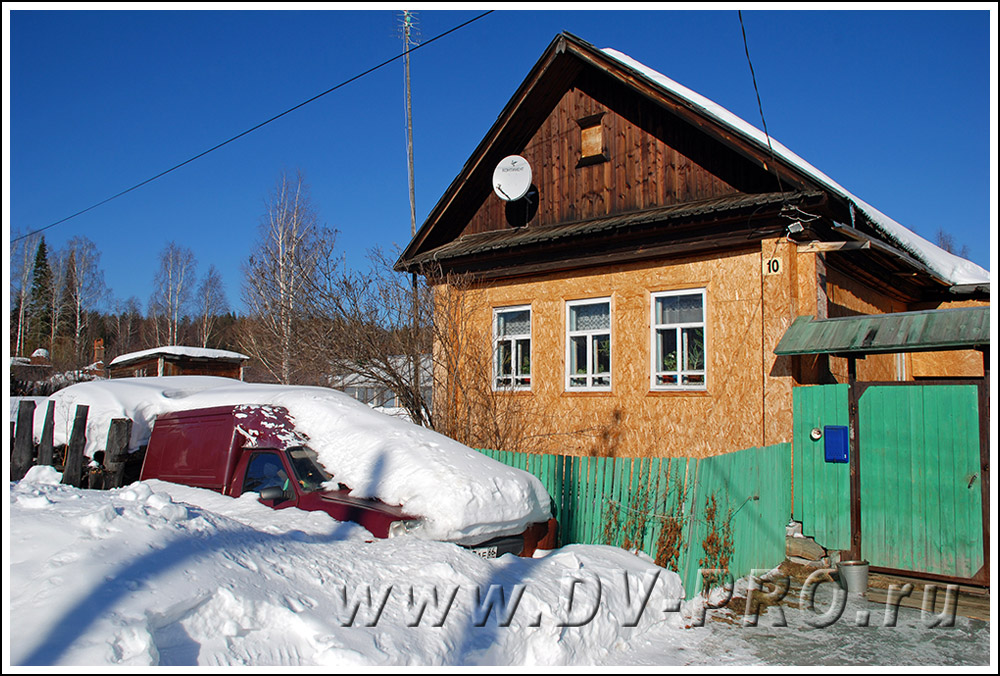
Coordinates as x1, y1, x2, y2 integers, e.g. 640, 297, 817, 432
140, 404, 556, 557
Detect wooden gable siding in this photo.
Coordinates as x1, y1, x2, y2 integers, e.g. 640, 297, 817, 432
109, 356, 243, 380
108, 356, 161, 379
459, 68, 776, 238
161, 360, 242, 379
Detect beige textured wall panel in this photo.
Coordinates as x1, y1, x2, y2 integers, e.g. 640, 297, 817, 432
911, 349, 985, 378
825, 264, 905, 382
438, 248, 791, 459
909, 298, 988, 379
761, 238, 797, 446
826, 265, 904, 317
824, 271, 988, 382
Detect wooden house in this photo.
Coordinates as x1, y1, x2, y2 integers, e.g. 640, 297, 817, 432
107, 346, 250, 381
395, 33, 989, 459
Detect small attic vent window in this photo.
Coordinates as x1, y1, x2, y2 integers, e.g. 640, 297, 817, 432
576, 112, 608, 167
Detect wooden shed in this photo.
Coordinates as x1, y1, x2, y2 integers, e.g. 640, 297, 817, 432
395, 32, 990, 459
107, 346, 250, 380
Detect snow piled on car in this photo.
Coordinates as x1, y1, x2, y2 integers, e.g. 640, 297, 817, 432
31, 376, 551, 544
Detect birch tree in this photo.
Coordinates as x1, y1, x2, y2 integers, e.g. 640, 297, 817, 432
150, 242, 197, 346
196, 265, 228, 348
62, 236, 108, 363
241, 171, 336, 384
47, 246, 69, 359
109, 296, 144, 357
10, 232, 39, 357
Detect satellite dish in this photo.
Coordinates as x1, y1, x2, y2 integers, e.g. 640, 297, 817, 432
492, 155, 532, 201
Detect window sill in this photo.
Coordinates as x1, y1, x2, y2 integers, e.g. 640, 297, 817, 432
646, 388, 710, 396
576, 153, 609, 168
561, 389, 613, 397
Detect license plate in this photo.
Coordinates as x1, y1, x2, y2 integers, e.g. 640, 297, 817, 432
473, 545, 498, 559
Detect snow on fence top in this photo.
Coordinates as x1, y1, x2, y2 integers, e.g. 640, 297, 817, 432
33, 376, 552, 544
602, 48, 990, 287
109, 345, 250, 366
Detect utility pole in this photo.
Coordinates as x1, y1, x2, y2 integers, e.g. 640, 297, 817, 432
401, 10, 423, 425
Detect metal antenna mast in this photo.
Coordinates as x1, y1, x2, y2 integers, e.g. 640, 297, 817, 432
403, 10, 418, 237
401, 10, 423, 424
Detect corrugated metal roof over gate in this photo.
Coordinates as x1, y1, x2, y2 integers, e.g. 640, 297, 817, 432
775, 306, 990, 356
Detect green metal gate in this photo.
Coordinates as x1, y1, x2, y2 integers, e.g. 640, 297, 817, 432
858, 384, 986, 581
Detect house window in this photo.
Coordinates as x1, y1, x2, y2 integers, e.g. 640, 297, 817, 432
651, 289, 706, 389
576, 113, 608, 167
494, 305, 531, 389
566, 298, 612, 390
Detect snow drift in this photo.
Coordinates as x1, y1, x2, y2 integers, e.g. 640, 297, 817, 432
30, 376, 552, 544
10, 468, 687, 666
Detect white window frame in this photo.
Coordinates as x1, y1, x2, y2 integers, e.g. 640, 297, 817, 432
565, 297, 613, 391
493, 305, 532, 390
650, 289, 707, 391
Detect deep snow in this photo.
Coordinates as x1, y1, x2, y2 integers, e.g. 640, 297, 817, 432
29, 377, 551, 544
9, 467, 688, 666
7, 467, 990, 667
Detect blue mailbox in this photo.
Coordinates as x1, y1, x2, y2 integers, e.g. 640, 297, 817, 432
823, 425, 849, 463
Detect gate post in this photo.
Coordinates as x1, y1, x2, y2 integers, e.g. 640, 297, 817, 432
847, 356, 862, 562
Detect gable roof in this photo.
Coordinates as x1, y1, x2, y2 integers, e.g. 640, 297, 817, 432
601, 48, 989, 287
406, 190, 818, 269
398, 32, 989, 289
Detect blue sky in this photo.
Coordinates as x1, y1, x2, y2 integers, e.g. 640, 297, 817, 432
7, 8, 994, 314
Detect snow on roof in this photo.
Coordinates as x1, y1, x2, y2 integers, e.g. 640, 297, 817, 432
602, 48, 990, 287
32, 376, 551, 544
109, 345, 250, 367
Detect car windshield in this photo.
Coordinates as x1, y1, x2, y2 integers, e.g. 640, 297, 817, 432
286, 447, 332, 493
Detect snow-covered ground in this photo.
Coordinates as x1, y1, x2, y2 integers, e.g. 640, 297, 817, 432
7, 468, 991, 667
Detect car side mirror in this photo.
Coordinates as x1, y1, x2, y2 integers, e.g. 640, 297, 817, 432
258, 486, 287, 501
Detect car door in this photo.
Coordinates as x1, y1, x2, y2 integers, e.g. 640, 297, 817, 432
239, 450, 296, 508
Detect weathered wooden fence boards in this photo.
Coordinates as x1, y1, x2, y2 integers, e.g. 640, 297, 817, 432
479, 443, 792, 598
792, 381, 987, 584
859, 384, 983, 579
792, 383, 851, 551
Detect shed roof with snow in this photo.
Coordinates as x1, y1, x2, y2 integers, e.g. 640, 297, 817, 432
108, 346, 249, 380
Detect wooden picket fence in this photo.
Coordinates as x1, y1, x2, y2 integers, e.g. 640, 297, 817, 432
478, 443, 792, 598
10, 399, 136, 489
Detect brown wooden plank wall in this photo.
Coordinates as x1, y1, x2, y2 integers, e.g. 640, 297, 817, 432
460, 70, 775, 238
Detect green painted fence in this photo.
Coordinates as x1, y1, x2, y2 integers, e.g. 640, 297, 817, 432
792, 383, 851, 551
859, 385, 983, 579
792, 382, 986, 582
478, 443, 792, 598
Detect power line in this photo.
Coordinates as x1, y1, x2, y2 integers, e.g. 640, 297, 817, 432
737, 10, 786, 201
12, 10, 494, 244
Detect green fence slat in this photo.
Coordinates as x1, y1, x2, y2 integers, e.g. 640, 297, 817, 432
479, 442, 794, 600
600, 457, 615, 545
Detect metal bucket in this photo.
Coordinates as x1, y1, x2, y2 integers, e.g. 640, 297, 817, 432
838, 560, 870, 594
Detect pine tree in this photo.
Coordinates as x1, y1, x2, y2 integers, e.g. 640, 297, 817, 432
26, 238, 53, 354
